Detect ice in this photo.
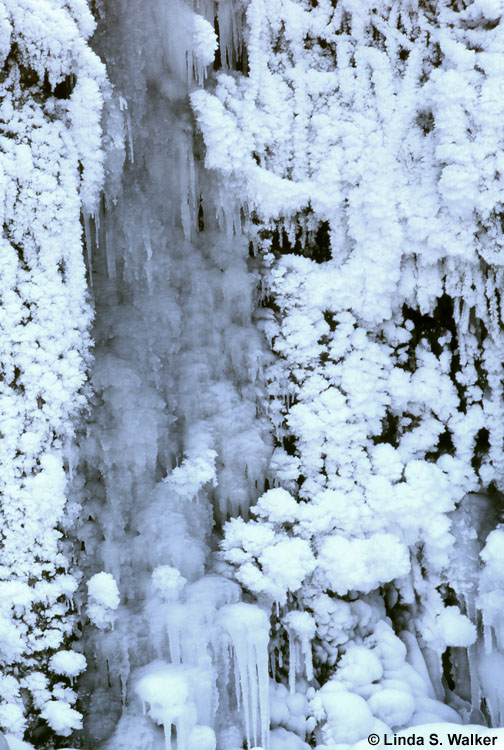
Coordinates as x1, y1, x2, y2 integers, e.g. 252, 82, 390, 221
215, 0, 243, 71
87, 572, 120, 630
133, 661, 215, 750
41, 0, 504, 745
124, 108, 134, 165
82, 211, 94, 286
218, 603, 270, 749
479, 528, 504, 649
478, 652, 504, 726
269, 681, 309, 740
411, 697, 461, 726
435, 607, 476, 648
334, 646, 383, 688
400, 631, 436, 700
188, 726, 216, 750
4, 737, 32, 750
151, 566, 187, 602
270, 727, 310, 750
283, 611, 316, 689
367, 689, 415, 728
314, 683, 375, 745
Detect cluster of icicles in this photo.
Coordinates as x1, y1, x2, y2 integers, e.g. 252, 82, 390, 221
80, 2, 276, 750
134, 593, 270, 750
81, 1, 504, 749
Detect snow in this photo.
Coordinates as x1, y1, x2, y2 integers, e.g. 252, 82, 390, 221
270, 726, 310, 750
4, 736, 32, 750
87, 572, 120, 629
5, 0, 504, 746
0, 707, 23, 739
318, 534, 411, 596
87, 572, 120, 608
0, 0, 104, 736
192, 15, 218, 69
49, 651, 87, 679
435, 607, 477, 649
41, 700, 82, 737
314, 683, 376, 745
134, 660, 215, 750
367, 689, 416, 728
334, 646, 383, 688
151, 566, 187, 602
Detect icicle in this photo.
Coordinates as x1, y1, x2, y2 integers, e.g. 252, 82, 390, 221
218, 603, 270, 749
124, 108, 134, 164
217, 0, 243, 71
134, 661, 199, 750
143, 222, 152, 262
482, 613, 494, 656
120, 665, 129, 704
142, 218, 153, 289
222, 199, 235, 238
234, 631, 251, 747
94, 208, 101, 250
180, 141, 192, 240
257, 642, 270, 750
233, 647, 241, 711
288, 630, 296, 695
188, 147, 196, 223
467, 642, 481, 714
478, 651, 504, 725
302, 633, 314, 682
284, 610, 316, 689
249, 636, 259, 747
166, 605, 183, 665
105, 227, 116, 279
82, 210, 93, 287
190, 11, 218, 87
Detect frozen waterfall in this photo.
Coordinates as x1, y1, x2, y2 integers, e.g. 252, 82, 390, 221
8, 0, 504, 748
75, 1, 271, 748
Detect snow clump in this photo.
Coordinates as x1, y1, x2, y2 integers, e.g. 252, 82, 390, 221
87, 572, 120, 629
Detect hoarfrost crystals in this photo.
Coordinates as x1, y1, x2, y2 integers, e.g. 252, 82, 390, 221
0, 0, 104, 738
7, 0, 504, 747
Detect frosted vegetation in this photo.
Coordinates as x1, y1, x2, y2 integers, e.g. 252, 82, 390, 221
0, 0, 104, 745
3, 0, 504, 749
